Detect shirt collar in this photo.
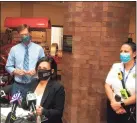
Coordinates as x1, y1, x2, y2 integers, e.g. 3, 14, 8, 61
120, 62, 135, 72
21, 41, 32, 48
119, 62, 124, 72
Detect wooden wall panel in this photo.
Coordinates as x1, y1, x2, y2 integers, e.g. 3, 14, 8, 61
1, 2, 66, 45
1, 2, 21, 32
129, 6, 136, 42
20, 2, 33, 17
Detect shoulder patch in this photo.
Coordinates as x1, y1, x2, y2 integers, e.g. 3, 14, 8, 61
118, 71, 123, 80
133, 73, 136, 78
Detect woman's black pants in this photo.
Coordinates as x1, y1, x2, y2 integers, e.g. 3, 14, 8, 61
107, 100, 135, 123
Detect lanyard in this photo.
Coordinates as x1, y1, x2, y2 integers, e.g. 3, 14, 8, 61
123, 62, 136, 83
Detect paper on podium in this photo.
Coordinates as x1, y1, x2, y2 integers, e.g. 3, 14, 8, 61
1, 106, 30, 117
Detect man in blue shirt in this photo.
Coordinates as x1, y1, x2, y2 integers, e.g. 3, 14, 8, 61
5, 24, 45, 97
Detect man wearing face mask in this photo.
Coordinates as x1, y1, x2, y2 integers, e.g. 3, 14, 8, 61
5, 24, 45, 97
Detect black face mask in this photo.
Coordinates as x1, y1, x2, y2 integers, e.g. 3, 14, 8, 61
38, 69, 51, 81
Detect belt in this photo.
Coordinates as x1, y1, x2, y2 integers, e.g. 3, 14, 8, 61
14, 81, 27, 85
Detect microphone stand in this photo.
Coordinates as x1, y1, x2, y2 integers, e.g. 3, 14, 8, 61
5, 101, 18, 123
5, 91, 21, 123
31, 102, 41, 123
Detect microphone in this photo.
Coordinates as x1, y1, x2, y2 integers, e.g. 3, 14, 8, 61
0, 76, 8, 84
10, 91, 22, 113
0, 90, 6, 97
26, 91, 37, 112
0, 85, 12, 104
1, 76, 8, 82
26, 91, 43, 123
1, 84, 12, 96
5, 91, 22, 123
26, 92, 48, 123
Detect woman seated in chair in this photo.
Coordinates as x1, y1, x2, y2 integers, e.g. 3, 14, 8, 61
22, 56, 65, 123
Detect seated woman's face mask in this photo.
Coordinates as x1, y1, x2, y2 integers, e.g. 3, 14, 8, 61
38, 69, 51, 81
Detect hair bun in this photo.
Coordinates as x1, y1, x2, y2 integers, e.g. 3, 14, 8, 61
127, 38, 133, 43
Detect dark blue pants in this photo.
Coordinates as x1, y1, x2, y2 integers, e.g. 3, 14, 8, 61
11, 82, 29, 98
107, 100, 135, 123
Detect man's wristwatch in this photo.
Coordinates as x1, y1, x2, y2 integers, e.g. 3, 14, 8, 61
120, 101, 125, 107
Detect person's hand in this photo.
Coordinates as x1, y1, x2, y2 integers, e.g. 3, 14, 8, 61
25, 70, 36, 76
13, 69, 26, 76
111, 101, 121, 111
36, 105, 43, 116
116, 107, 126, 114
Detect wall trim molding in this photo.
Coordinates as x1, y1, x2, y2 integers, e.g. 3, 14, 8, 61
52, 25, 63, 28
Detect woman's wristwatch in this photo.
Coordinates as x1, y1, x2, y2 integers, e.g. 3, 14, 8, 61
120, 101, 126, 107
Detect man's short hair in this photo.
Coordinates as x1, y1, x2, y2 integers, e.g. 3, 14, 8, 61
17, 24, 31, 33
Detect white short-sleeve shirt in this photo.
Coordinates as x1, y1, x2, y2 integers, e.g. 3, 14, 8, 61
105, 62, 136, 100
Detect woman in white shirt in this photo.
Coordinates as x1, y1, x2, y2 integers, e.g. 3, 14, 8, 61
105, 40, 136, 123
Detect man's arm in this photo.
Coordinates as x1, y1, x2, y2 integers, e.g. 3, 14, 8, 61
5, 48, 15, 75
5, 48, 25, 76
38, 47, 45, 59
